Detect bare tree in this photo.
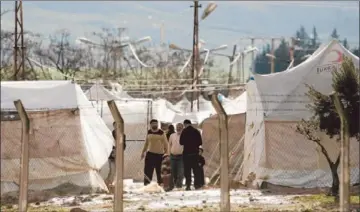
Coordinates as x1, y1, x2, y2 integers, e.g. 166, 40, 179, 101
35, 29, 86, 80
91, 27, 127, 80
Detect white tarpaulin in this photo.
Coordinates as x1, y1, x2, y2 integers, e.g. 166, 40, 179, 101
242, 40, 360, 188
109, 82, 133, 99
172, 93, 247, 124
153, 98, 182, 123
1, 81, 113, 195
94, 99, 152, 141
85, 83, 118, 101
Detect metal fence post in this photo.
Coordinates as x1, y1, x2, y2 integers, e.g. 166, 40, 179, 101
107, 100, 125, 212
210, 93, 230, 212
14, 100, 30, 212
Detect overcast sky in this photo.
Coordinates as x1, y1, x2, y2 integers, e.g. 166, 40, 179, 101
1, 1, 358, 68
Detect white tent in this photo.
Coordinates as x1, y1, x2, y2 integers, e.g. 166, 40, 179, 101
172, 96, 198, 123
84, 83, 151, 141
199, 92, 248, 182
242, 40, 359, 188
1, 81, 113, 197
85, 83, 118, 101
99, 98, 152, 141
221, 91, 247, 115
109, 82, 133, 99
152, 98, 182, 123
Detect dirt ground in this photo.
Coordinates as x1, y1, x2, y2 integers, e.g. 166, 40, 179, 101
1, 184, 359, 212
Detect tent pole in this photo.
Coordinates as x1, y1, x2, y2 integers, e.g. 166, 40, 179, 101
100, 100, 104, 117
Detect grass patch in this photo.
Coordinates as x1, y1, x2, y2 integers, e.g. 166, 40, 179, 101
293, 194, 359, 205
0, 205, 68, 212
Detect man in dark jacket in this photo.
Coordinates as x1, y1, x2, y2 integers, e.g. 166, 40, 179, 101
179, 119, 202, 190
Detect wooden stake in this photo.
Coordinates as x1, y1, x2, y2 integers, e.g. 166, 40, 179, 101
14, 100, 30, 212
107, 100, 125, 212
210, 93, 230, 211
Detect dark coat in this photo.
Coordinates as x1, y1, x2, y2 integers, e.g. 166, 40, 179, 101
198, 155, 205, 167
179, 126, 202, 155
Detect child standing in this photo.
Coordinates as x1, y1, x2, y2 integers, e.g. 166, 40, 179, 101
197, 146, 205, 188
161, 155, 172, 192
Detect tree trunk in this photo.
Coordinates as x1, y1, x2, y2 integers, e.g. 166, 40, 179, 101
329, 163, 340, 197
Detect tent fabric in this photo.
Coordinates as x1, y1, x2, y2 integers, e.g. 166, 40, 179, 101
172, 94, 247, 124
93, 99, 152, 141
221, 91, 247, 115
109, 82, 133, 99
1, 81, 79, 110
200, 113, 246, 180
1, 81, 113, 195
251, 39, 359, 121
85, 83, 118, 101
242, 40, 360, 188
153, 98, 182, 123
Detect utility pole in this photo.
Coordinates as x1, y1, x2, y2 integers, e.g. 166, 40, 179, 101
241, 52, 245, 83
227, 45, 237, 86
270, 38, 275, 73
190, 0, 201, 112
250, 38, 255, 72
290, 37, 295, 62
160, 21, 165, 45
13, 0, 25, 81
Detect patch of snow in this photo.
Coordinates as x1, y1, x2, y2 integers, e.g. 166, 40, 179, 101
40, 181, 297, 211
134, 182, 165, 193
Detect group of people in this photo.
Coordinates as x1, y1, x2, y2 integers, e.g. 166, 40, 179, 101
141, 119, 205, 191
108, 119, 206, 192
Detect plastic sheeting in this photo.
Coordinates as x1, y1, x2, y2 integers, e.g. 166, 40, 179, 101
93, 99, 152, 141
1, 81, 113, 194
200, 113, 246, 179
85, 83, 118, 101
1, 81, 79, 110
250, 40, 359, 121
242, 40, 360, 188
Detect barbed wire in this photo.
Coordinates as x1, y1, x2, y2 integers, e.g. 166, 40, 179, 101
0, 90, 247, 112
85, 82, 245, 89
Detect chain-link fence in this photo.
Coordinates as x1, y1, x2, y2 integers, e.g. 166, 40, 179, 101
90, 99, 153, 181
200, 113, 245, 185
1, 108, 111, 204
240, 121, 360, 188
91, 99, 152, 141
3, 91, 359, 210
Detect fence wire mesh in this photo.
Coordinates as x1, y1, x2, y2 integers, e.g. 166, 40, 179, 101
2, 91, 359, 208
1, 109, 103, 203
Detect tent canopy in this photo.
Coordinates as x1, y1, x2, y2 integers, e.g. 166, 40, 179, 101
85, 83, 118, 101
242, 40, 359, 188
1, 81, 79, 110
1, 81, 113, 195
251, 39, 359, 121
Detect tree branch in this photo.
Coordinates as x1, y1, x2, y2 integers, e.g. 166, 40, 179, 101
314, 140, 335, 166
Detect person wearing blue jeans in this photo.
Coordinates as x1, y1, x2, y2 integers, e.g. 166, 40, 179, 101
170, 154, 184, 188
168, 123, 185, 190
